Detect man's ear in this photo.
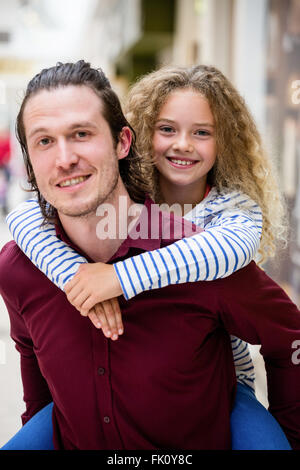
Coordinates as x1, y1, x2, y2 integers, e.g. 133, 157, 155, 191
116, 126, 132, 161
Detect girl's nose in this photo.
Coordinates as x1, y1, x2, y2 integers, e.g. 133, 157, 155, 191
172, 134, 193, 153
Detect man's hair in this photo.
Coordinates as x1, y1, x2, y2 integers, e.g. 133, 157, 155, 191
16, 60, 151, 222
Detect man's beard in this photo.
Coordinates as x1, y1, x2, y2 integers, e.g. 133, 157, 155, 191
39, 165, 120, 219
56, 174, 119, 218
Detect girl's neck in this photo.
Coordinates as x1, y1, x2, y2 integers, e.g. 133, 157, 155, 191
158, 175, 208, 215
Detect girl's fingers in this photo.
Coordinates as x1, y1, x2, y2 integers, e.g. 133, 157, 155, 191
93, 304, 112, 339
83, 301, 124, 341
64, 275, 81, 294
101, 300, 119, 340
80, 296, 98, 316
64, 279, 74, 294
65, 282, 85, 303
71, 291, 91, 314
87, 309, 102, 329
110, 298, 123, 335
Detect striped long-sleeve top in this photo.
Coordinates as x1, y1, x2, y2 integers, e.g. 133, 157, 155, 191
6, 187, 262, 390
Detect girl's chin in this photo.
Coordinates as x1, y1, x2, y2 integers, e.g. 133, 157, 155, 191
168, 176, 201, 187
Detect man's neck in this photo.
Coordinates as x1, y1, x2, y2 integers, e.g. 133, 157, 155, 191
58, 183, 143, 263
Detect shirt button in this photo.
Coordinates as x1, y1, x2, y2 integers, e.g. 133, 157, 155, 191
104, 416, 110, 424
97, 367, 105, 375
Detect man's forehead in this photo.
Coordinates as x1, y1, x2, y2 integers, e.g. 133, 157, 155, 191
27, 83, 101, 102
23, 85, 104, 133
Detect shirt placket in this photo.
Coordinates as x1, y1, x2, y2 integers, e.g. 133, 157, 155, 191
92, 327, 123, 449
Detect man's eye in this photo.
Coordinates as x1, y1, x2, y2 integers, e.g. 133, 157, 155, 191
76, 131, 88, 138
39, 138, 51, 146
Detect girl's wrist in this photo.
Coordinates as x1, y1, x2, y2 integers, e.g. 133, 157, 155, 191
111, 264, 123, 297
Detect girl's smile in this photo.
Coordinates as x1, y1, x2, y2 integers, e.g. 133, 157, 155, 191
166, 156, 199, 168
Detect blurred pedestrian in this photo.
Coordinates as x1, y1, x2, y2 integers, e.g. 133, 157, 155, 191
0, 128, 11, 216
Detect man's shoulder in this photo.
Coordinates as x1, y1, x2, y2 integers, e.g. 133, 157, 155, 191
0, 240, 24, 268
215, 261, 295, 305
0, 240, 43, 293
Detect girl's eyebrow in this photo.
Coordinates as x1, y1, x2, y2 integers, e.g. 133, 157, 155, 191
156, 118, 214, 127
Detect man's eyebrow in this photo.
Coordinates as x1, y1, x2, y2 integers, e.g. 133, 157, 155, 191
27, 122, 98, 140
156, 118, 214, 127
68, 121, 98, 130
28, 127, 48, 140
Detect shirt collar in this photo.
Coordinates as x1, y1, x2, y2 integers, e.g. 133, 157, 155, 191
55, 196, 171, 263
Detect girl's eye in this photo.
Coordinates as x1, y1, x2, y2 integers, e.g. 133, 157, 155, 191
159, 126, 175, 133
195, 129, 211, 137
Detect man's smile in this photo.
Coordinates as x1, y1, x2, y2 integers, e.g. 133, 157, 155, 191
56, 174, 92, 189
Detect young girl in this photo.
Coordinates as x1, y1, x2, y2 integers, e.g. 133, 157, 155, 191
3, 65, 290, 450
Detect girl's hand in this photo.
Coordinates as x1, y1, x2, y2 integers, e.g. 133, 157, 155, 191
87, 298, 124, 340
64, 262, 123, 315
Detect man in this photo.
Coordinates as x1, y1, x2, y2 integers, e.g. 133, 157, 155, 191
0, 61, 300, 450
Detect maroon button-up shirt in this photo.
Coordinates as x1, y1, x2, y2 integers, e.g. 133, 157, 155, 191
1, 198, 300, 449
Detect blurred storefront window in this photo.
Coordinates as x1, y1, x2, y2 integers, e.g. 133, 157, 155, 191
264, 0, 300, 304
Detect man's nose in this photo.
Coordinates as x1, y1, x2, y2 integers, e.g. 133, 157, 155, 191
55, 140, 79, 169
172, 133, 193, 153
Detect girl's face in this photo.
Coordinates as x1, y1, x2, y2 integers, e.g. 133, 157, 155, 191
152, 89, 216, 202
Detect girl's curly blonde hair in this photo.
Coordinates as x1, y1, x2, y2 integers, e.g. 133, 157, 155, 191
124, 64, 287, 264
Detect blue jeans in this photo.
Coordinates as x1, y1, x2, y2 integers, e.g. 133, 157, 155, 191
1, 402, 54, 450
231, 383, 291, 450
1, 384, 291, 450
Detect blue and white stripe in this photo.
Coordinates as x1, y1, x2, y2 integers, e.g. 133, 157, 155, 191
6, 187, 261, 390
6, 199, 87, 291
230, 337, 256, 389
115, 188, 262, 299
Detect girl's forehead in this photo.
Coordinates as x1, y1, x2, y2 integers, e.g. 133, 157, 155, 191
157, 89, 212, 119
160, 89, 208, 108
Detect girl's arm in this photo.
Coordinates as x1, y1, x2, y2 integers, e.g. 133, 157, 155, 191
6, 198, 87, 291
114, 189, 263, 300
230, 336, 255, 391
6, 199, 124, 337
8, 191, 262, 306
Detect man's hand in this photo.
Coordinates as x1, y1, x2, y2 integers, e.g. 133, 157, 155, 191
64, 263, 124, 339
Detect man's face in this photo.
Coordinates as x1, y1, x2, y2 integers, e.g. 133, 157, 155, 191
23, 85, 129, 218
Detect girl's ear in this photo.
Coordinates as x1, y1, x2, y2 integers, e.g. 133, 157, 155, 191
116, 127, 132, 160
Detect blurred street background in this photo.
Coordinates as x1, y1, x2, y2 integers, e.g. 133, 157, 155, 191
0, 0, 299, 447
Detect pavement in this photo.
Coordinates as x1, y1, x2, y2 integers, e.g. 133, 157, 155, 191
0, 216, 269, 448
